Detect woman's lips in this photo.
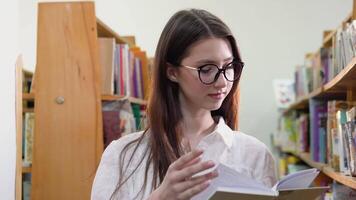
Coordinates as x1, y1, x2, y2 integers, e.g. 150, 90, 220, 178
208, 92, 225, 99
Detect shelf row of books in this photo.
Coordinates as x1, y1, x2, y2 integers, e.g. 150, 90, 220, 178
98, 37, 152, 99
294, 20, 356, 98
275, 153, 356, 199
274, 100, 356, 177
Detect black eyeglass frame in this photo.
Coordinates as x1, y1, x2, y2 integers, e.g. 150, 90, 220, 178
180, 60, 244, 85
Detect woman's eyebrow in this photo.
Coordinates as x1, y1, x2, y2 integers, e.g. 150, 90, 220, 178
195, 56, 234, 64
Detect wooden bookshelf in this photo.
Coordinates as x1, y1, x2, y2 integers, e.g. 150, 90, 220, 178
287, 151, 356, 190
278, 0, 356, 192
15, 2, 150, 199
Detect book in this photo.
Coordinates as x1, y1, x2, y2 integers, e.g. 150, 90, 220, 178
346, 106, 356, 176
337, 109, 349, 174
24, 112, 35, 165
193, 164, 328, 200
98, 37, 116, 95
272, 79, 295, 109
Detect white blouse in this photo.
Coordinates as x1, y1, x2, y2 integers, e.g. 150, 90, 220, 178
91, 118, 277, 200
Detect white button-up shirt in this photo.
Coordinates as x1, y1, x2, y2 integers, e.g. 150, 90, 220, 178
91, 118, 277, 200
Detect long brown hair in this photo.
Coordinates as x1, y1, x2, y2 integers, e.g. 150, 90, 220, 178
111, 9, 242, 199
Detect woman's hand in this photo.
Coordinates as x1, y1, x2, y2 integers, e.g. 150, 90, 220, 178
149, 149, 218, 200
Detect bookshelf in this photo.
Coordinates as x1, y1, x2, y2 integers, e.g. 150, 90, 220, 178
288, 151, 356, 190
15, 2, 149, 200
277, 0, 356, 192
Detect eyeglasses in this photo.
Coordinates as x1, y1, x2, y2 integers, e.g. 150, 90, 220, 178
180, 60, 244, 85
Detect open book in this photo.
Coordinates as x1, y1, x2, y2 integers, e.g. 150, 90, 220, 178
192, 164, 329, 200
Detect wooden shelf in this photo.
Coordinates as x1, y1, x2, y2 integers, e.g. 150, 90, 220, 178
322, 30, 336, 47
24, 93, 148, 105
23, 107, 34, 113
101, 95, 147, 105
322, 166, 356, 189
22, 93, 34, 100
285, 151, 356, 189
22, 166, 32, 174
284, 96, 309, 113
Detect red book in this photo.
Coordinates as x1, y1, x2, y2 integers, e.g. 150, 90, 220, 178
102, 111, 124, 148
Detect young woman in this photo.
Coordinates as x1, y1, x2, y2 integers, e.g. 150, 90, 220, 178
91, 9, 277, 200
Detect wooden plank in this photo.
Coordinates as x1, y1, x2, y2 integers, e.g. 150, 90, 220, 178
323, 166, 356, 189
23, 108, 34, 113
96, 17, 126, 44
32, 2, 103, 199
121, 35, 136, 47
288, 151, 356, 189
282, 97, 309, 115
22, 166, 32, 174
322, 30, 336, 47
23, 93, 34, 100
347, 89, 356, 102
15, 55, 23, 200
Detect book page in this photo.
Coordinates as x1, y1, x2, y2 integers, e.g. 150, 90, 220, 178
274, 168, 319, 191
192, 164, 276, 200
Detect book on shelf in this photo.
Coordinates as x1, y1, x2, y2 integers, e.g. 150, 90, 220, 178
336, 107, 350, 174
23, 112, 35, 166
297, 113, 309, 153
272, 79, 295, 109
193, 164, 328, 200
309, 99, 327, 163
98, 37, 116, 95
344, 106, 356, 176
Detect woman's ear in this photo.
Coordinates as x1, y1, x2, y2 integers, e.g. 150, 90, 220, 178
166, 64, 179, 82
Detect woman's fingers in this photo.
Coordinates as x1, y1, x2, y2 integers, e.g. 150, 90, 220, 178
182, 156, 201, 168
174, 170, 218, 192
175, 160, 215, 181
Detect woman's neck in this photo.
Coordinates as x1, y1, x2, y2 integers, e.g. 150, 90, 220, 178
180, 108, 216, 150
